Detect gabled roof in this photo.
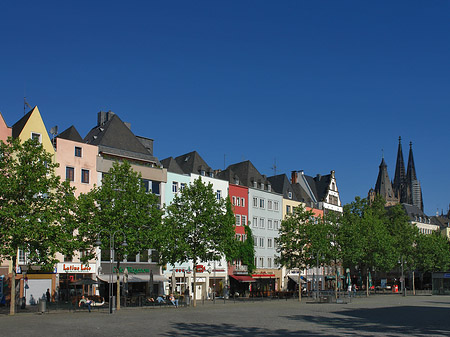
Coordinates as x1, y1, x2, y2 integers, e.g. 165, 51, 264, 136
292, 183, 314, 204
225, 160, 267, 189
12, 107, 34, 139
374, 158, 396, 203
161, 157, 185, 175
304, 173, 332, 202
267, 174, 298, 201
401, 203, 430, 223
57, 125, 83, 143
84, 114, 160, 165
174, 151, 212, 176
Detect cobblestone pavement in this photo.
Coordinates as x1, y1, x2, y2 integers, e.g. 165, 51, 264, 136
1, 295, 449, 336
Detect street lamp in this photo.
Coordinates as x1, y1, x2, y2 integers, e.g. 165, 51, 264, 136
96, 229, 127, 314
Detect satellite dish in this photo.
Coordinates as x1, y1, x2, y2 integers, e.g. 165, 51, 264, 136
50, 126, 58, 136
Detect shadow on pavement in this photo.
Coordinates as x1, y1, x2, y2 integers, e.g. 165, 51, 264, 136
283, 305, 450, 336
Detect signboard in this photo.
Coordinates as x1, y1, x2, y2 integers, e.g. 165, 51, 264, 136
56, 263, 96, 274
381, 279, 387, 289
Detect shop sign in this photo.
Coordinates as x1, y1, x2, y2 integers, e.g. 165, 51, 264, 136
113, 266, 150, 275
195, 265, 205, 273
56, 263, 96, 274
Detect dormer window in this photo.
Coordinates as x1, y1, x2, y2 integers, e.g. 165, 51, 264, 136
261, 183, 264, 190
253, 181, 257, 188
288, 191, 293, 199
209, 172, 213, 178
268, 184, 271, 192
234, 177, 239, 185
200, 170, 205, 176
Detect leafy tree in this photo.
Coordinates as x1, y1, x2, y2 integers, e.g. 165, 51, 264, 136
275, 204, 315, 301
0, 137, 76, 315
157, 177, 236, 307
416, 231, 450, 274
234, 225, 256, 274
76, 160, 162, 310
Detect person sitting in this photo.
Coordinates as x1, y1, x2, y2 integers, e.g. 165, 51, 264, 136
156, 296, 166, 304
78, 295, 92, 312
169, 293, 178, 308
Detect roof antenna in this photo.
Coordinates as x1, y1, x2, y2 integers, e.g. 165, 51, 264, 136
271, 158, 277, 176
24, 97, 32, 115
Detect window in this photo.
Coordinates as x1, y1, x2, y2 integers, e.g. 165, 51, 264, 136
274, 220, 279, 230
267, 238, 273, 249
216, 190, 222, 200
260, 198, 265, 209
274, 201, 279, 211
140, 250, 149, 262
172, 182, 178, 193
66, 167, 75, 181
268, 219, 273, 230
152, 181, 160, 195
236, 197, 240, 206
267, 257, 272, 268
180, 183, 186, 191
75, 146, 82, 157
242, 215, 247, 226
151, 250, 160, 263
31, 132, 41, 143
268, 185, 271, 192
259, 257, 264, 267
261, 183, 264, 190
236, 234, 242, 241
253, 197, 258, 207
142, 179, 151, 192
81, 169, 89, 184
286, 205, 291, 214
288, 191, 292, 199
126, 252, 136, 262
259, 237, 264, 248
253, 217, 258, 228
259, 218, 265, 228
235, 215, 241, 226
18, 249, 27, 264
268, 200, 273, 210
200, 170, 205, 176
232, 196, 236, 205
241, 198, 245, 207
253, 237, 258, 246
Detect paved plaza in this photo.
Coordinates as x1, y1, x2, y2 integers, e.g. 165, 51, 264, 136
1, 295, 449, 336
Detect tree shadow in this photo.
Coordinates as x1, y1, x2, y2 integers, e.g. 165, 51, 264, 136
283, 305, 450, 336
163, 322, 323, 336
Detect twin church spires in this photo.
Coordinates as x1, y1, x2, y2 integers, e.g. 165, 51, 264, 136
370, 137, 423, 211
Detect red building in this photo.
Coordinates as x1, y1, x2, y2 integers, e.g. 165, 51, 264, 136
229, 183, 249, 240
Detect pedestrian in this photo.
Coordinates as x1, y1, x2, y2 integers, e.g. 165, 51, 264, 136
46, 288, 50, 303
184, 287, 190, 306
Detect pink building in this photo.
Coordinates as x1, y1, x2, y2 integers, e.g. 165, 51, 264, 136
54, 126, 98, 197
0, 112, 11, 142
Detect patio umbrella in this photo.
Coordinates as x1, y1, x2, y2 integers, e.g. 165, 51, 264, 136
149, 270, 154, 297
73, 278, 98, 286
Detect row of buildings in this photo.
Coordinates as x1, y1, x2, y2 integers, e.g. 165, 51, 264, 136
0, 107, 342, 305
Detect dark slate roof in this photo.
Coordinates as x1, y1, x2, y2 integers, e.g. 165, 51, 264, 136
374, 158, 396, 202
161, 157, 185, 175
12, 107, 34, 139
225, 161, 268, 189
292, 183, 314, 204
401, 203, 430, 223
84, 114, 160, 165
56, 125, 84, 143
432, 215, 450, 229
303, 173, 332, 202
174, 151, 212, 176
267, 174, 299, 201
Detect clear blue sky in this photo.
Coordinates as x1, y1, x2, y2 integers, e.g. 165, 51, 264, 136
1, 1, 449, 216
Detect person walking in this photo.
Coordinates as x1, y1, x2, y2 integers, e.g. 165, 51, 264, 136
46, 289, 51, 303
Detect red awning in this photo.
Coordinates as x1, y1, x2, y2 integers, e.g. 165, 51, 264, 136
230, 275, 256, 282
251, 274, 275, 278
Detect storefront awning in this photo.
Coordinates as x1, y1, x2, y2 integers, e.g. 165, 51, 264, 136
230, 275, 256, 283
97, 274, 168, 283
288, 275, 306, 284
252, 274, 275, 278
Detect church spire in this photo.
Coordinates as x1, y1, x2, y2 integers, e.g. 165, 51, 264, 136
393, 136, 407, 202
406, 141, 423, 211
374, 157, 397, 206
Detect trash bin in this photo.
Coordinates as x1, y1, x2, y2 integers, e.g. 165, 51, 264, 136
39, 299, 46, 313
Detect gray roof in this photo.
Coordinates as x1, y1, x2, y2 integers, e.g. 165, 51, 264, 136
267, 174, 299, 201
225, 160, 268, 189
12, 107, 34, 139
161, 157, 185, 175
84, 114, 160, 165
304, 173, 332, 202
174, 151, 212, 176
57, 125, 84, 143
401, 203, 430, 223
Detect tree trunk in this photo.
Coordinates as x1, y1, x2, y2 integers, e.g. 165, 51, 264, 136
412, 271, 416, 296
10, 270, 16, 315
116, 263, 121, 310
366, 273, 369, 297
335, 265, 338, 300
298, 266, 302, 303
193, 261, 197, 307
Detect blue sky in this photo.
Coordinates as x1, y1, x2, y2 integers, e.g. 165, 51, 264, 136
1, 1, 449, 215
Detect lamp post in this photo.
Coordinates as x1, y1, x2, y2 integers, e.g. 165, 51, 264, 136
96, 229, 127, 314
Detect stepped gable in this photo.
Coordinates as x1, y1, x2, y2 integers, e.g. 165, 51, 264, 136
57, 125, 83, 143
174, 151, 212, 176
161, 157, 185, 175
304, 173, 331, 203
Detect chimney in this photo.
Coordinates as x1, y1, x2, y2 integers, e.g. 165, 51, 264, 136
291, 171, 298, 184
97, 110, 115, 126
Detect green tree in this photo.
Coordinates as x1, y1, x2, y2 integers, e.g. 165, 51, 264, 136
416, 231, 450, 274
275, 204, 315, 301
234, 225, 256, 274
0, 137, 76, 315
76, 161, 162, 310
157, 177, 236, 307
